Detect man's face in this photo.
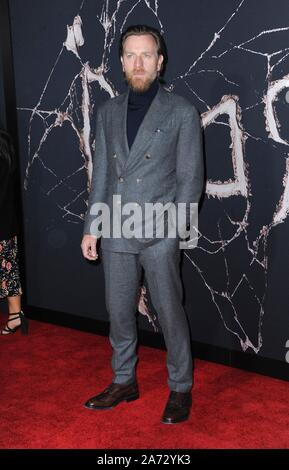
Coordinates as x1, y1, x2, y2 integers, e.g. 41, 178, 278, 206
121, 34, 164, 92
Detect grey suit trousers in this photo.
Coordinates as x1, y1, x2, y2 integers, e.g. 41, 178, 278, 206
101, 238, 193, 393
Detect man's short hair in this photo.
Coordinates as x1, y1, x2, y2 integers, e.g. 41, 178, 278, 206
119, 24, 168, 77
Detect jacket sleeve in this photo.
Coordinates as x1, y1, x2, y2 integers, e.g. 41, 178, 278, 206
174, 105, 204, 230
83, 109, 108, 237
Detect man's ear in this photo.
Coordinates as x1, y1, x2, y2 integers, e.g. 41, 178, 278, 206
120, 56, 124, 71
157, 54, 164, 72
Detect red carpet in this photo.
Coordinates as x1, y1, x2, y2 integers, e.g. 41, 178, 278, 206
1, 319, 289, 449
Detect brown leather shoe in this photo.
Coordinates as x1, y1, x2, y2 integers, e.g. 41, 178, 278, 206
161, 391, 192, 424
84, 382, 139, 410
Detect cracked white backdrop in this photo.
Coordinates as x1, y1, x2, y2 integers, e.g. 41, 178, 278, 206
9, 0, 289, 362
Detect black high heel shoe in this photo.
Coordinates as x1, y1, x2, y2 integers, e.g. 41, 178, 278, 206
0, 311, 29, 335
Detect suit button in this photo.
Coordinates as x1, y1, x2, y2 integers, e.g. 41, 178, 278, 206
136, 178, 142, 183
145, 154, 151, 159
119, 176, 124, 182
112, 153, 117, 159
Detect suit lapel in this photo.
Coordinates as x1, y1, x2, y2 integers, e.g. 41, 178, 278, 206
126, 86, 171, 167
112, 91, 129, 167
114, 86, 171, 169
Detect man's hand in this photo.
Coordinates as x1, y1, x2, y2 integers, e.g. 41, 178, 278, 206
81, 234, 98, 261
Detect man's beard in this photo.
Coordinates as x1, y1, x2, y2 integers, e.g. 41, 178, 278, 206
125, 71, 156, 93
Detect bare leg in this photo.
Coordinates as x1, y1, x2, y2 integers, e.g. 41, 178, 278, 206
7, 295, 21, 314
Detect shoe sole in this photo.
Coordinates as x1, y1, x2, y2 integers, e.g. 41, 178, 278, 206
84, 393, 139, 410
161, 413, 190, 424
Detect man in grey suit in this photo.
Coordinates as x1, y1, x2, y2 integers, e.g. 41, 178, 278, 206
81, 25, 204, 424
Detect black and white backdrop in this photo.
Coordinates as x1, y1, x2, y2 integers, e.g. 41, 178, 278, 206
5, 0, 289, 364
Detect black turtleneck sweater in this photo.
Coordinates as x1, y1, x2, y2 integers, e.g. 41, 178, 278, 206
127, 78, 159, 149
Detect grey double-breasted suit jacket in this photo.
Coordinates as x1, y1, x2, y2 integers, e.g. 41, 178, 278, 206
83, 85, 204, 253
